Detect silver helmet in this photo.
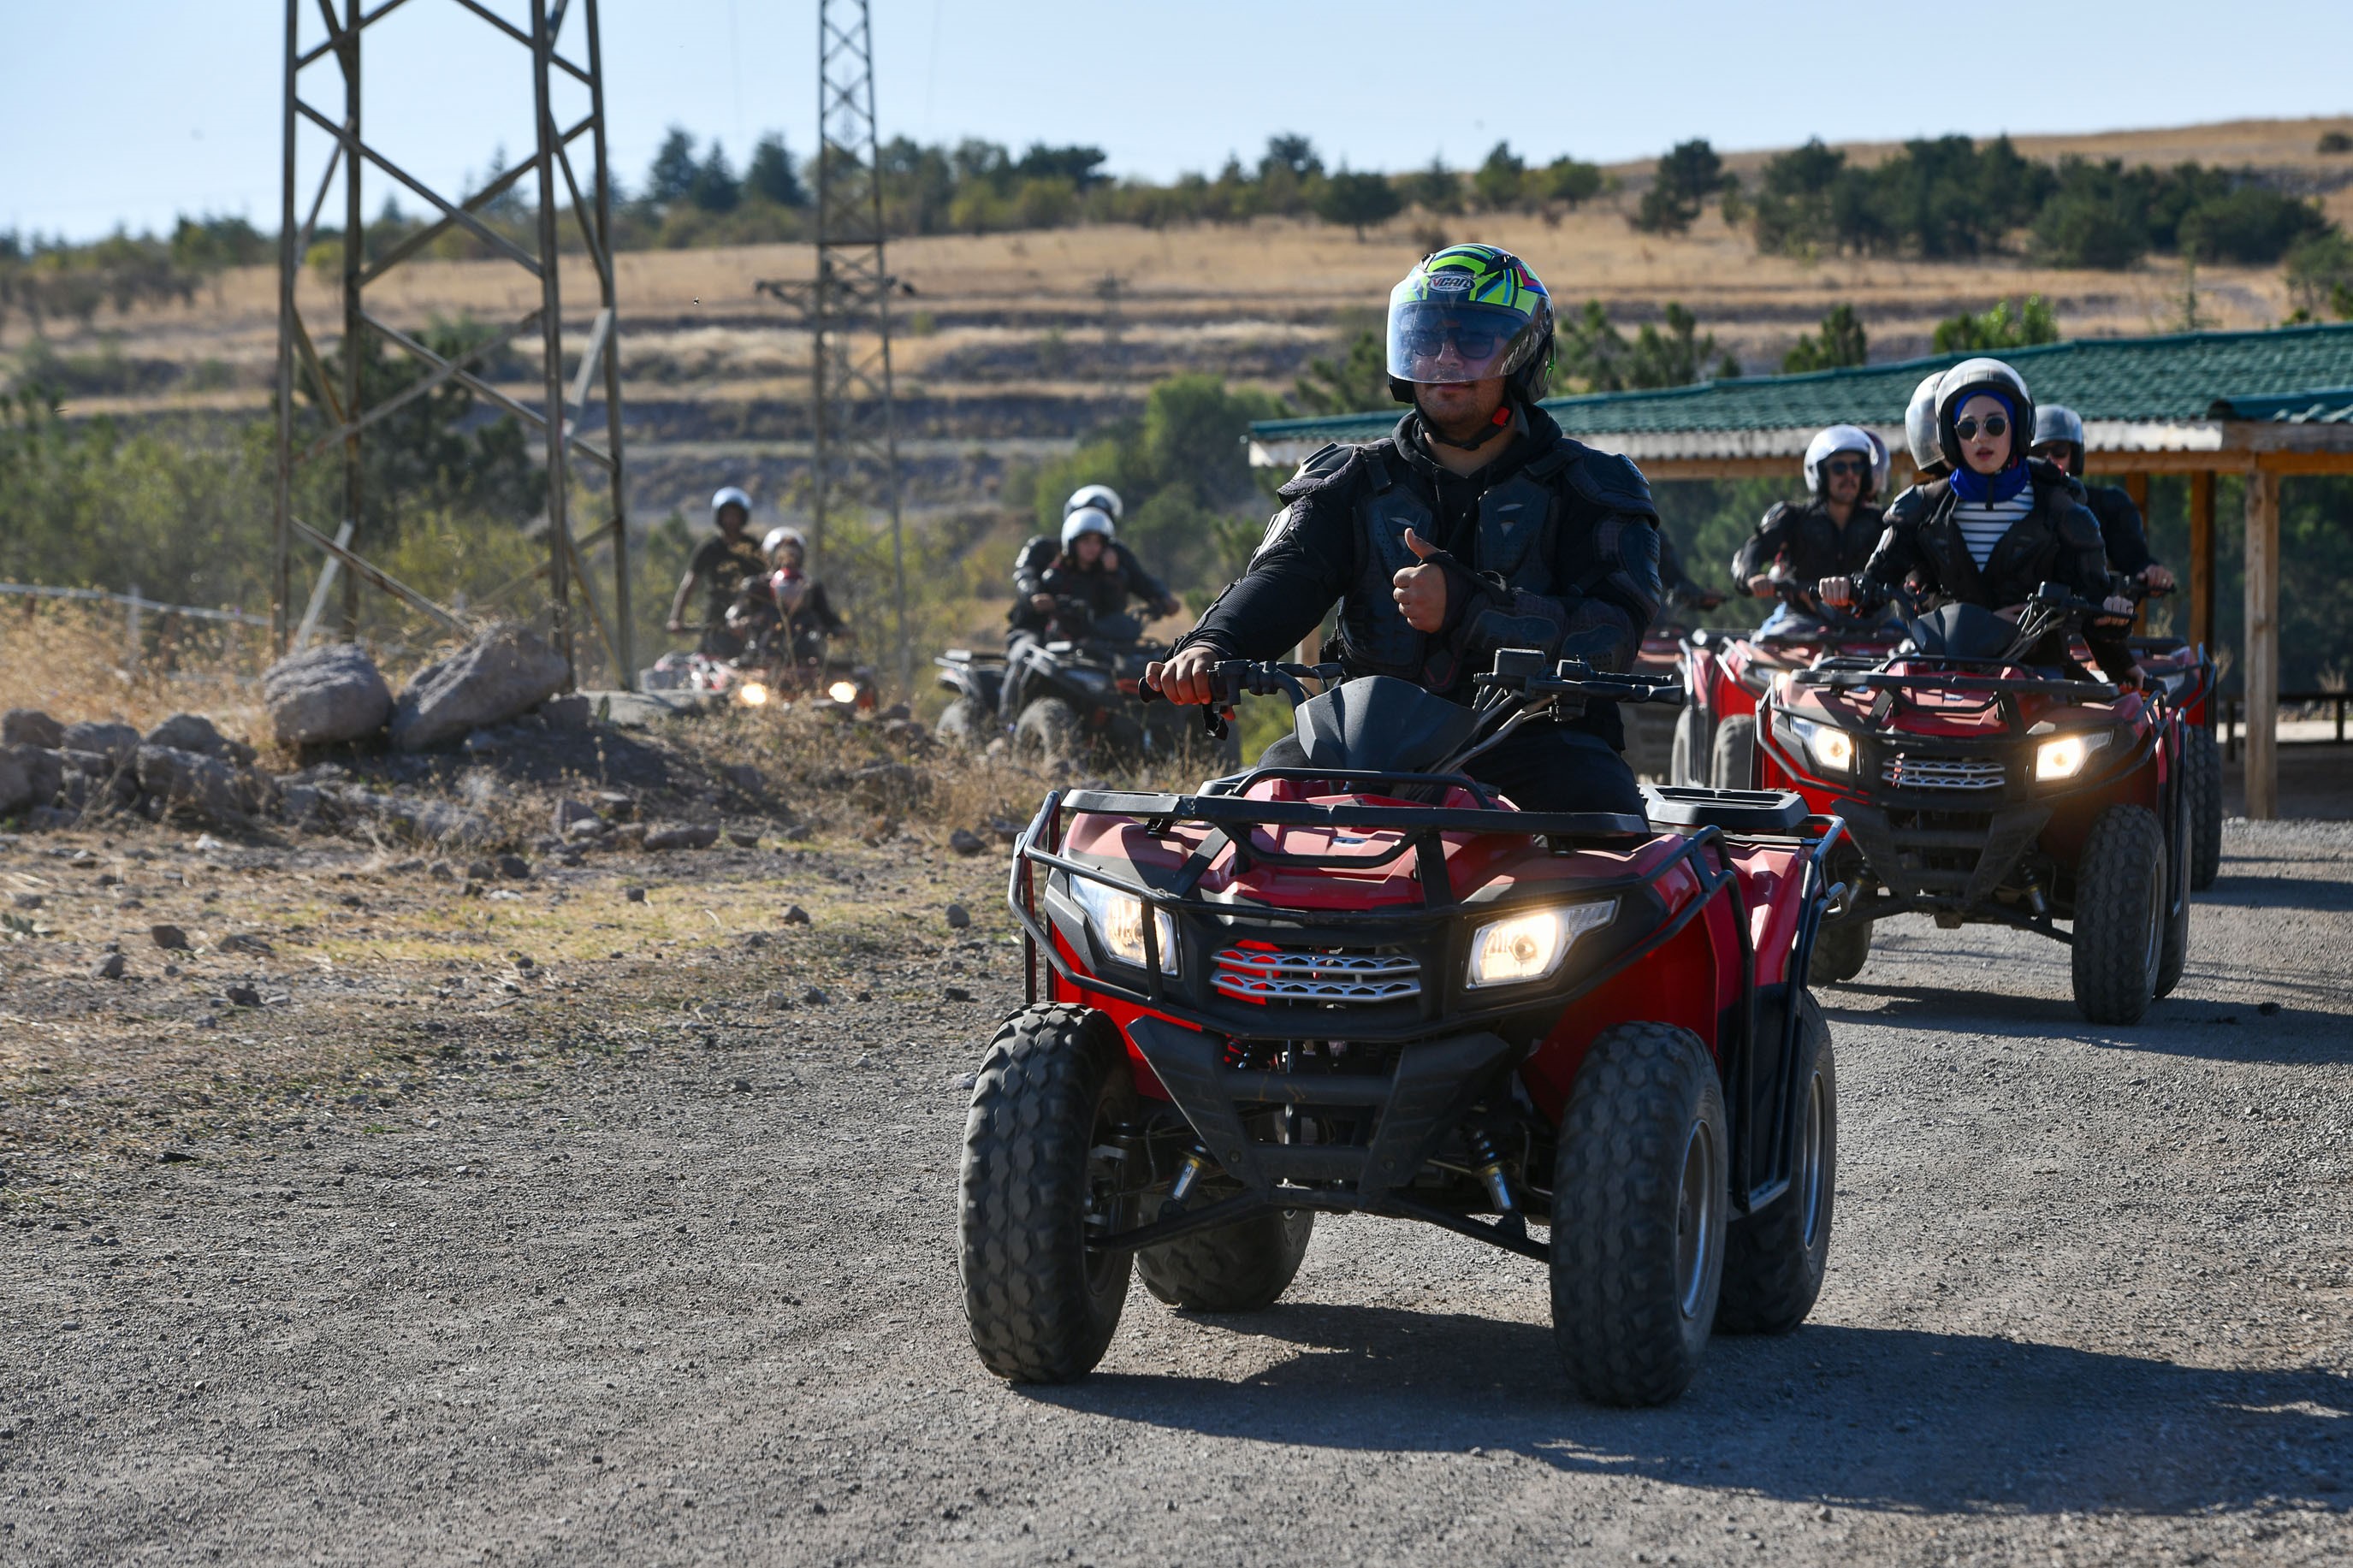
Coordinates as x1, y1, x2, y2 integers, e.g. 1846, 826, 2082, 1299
1803, 424, 1876, 496
710, 485, 753, 525
1904, 373, 1944, 471
2031, 404, 2087, 474
1063, 483, 1124, 523
1935, 358, 2034, 472
1060, 506, 1116, 548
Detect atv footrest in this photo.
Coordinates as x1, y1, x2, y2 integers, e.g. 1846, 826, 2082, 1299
1642, 784, 1808, 833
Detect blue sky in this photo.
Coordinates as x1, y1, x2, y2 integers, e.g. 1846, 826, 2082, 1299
4, 0, 2350, 240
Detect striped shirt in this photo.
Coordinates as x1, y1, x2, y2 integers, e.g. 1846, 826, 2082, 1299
1952, 494, 2034, 566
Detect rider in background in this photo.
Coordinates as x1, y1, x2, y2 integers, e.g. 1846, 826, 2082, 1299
1820, 358, 2142, 686
1657, 530, 1726, 629
667, 486, 770, 656
1147, 243, 1663, 815
1010, 487, 1179, 643
2030, 405, 2177, 594
762, 525, 847, 664
1730, 424, 1887, 631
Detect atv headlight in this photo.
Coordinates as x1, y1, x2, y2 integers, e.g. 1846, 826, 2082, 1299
1465, 901, 1617, 990
1070, 875, 1177, 974
827, 679, 860, 704
738, 681, 770, 707
1787, 715, 1855, 775
2035, 730, 2111, 782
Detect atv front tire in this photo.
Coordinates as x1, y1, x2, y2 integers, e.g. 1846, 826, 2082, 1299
2071, 803, 2166, 1025
1136, 1209, 1313, 1313
1808, 916, 1871, 986
1709, 714, 1757, 791
1550, 1022, 1728, 1407
936, 696, 989, 751
1716, 994, 1835, 1334
959, 1004, 1135, 1382
1013, 697, 1080, 766
1670, 707, 1709, 788
2184, 723, 2223, 891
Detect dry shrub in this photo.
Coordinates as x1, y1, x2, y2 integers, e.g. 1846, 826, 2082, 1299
0, 601, 269, 739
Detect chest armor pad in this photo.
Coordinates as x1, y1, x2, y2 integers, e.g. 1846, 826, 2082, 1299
1340, 450, 1561, 679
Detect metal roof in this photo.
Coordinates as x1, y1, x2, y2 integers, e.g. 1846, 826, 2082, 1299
1248, 322, 2353, 467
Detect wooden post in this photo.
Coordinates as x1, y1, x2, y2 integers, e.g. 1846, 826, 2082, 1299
2243, 467, 2280, 820
2123, 472, 2153, 630
2188, 470, 2216, 654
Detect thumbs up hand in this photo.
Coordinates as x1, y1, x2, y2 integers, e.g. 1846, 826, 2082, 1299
1391, 529, 1450, 633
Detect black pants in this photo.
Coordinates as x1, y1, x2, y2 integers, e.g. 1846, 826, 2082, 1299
1259, 723, 1645, 817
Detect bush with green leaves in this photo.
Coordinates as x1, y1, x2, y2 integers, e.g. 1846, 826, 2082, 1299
1633, 139, 1730, 235
1931, 296, 2060, 353
1781, 305, 1868, 374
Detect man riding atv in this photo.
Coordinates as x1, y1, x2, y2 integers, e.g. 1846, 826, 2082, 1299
667, 486, 771, 656
1011, 488, 1180, 644
1730, 424, 1888, 635
1821, 358, 2141, 689
2030, 405, 2177, 594
1147, 243, 1663, 816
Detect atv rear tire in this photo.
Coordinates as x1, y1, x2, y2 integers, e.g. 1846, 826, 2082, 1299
2071, 803, 2166, 1025
1808, 916, 1871, 986
936, 696, 989, 751
1716, 994, 1835, 1334
1550, 1022, 1728, 1407
1136, 1209, 1313, 1312
958, 1004, 1135, 1382
1013, 697, 1080, 766
2184, 723, 2223, 891
1671, 707, 1709, 788
1709, 714, 1757, 791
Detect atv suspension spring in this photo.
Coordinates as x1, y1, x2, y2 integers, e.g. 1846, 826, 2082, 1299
1464, 1127, 1514, 1215
1162, 1145, 1212, 1214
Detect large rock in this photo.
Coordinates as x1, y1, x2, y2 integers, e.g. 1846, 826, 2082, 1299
2, 745, 59, 813
145, 713, 257, 767
0, 750, 30, 815
264, 644, 392, 748
136, 745, 252, 827
2, 709, 62, 748
60, 721, 140, 768
390, 627, 568, 754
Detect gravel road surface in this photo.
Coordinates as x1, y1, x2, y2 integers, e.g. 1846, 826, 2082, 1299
7, 821, 2350, 1565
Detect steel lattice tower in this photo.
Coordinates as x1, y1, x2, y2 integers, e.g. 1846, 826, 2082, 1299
810, 0, 910, 689
272, 0, 633, 688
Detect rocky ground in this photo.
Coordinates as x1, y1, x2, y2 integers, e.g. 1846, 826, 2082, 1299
3, 799, 2350, 1565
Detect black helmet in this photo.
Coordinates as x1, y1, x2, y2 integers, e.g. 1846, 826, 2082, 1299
1384, 243, 1556, 405
2030, 404, 2086, 476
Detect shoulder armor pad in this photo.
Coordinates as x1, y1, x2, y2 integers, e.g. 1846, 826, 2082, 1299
1887, 482, 1942, 523
2055, 500, 2106, 548
1758, 500, 1796, 528
1561, 443, 1658, 519
1276, 441, 1369, 501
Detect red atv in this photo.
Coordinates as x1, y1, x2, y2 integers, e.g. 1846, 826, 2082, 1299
1676, 580, 1906, 791
958, 651, 1848, 1406
1753, 584, 2196, 1022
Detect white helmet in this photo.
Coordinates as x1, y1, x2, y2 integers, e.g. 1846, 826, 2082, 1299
1060, 506, 1117, 548
1904, 372, 1944, 470
1803, 424, 1876, 495
762, 525, 807, 559
1063, 484, 1123, 523
1935, 358, 2035, 470
711, 485, 753, 523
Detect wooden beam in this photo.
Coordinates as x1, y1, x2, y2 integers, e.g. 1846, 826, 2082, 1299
2243, 469, 2280, 820
2189, 470, 2216, 654
2121, 472, 2149, 514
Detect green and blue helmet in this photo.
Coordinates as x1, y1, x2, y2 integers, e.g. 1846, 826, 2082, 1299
1385, 243, 1556, 404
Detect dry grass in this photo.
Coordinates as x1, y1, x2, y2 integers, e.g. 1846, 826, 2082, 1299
0, 602, 273, 743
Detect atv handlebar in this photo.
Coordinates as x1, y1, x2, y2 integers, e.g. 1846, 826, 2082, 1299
1136, 660, 1347, 739
1473, 648, 1685, 706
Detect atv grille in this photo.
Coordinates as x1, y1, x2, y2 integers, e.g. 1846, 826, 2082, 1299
1211, 947, 1421, 1005
1882, 753, 2005, 791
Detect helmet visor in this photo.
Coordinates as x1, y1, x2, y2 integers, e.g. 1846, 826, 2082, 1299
1387, 301, 1537, 385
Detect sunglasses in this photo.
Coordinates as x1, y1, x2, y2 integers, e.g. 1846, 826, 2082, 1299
1403, 327, 1505, 361
1954, 414, 2009, 440
1820, 459, 1866, 476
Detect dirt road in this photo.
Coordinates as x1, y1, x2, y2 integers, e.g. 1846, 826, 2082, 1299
6, 820, 2350, 1565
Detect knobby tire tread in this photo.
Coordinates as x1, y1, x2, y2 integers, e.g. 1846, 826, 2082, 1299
1716, 994, 1836, 1334
2071, 804, 2165, 1026
1135, 1210, 1313, 1313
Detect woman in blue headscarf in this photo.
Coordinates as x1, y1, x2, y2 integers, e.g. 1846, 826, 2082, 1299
1818, 357, 2143, 687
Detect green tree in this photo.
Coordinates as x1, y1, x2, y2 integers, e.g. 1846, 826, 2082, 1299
1781, 304, 1869, 373
646, 127, 700, 205
1472, 142, 1527, 212
1535, 156, 1603, 210
2287, 231, 2353, 319
2178, 186, 2330, 264
745, 133, 807, 207
1557, 299, 1630, 392
1634, 139, 1727, 234
1314, 170, 1402, 239
1401, 157, 1461, 216
1627, 303, 1738, 388
1931, 295, 2060, 353
687, 142, 741, 213
1291, 329, 1390, 415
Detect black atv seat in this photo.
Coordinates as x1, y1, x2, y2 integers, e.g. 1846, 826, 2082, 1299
1643, 784, 1807, 833
1288, 676, 1480, 776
